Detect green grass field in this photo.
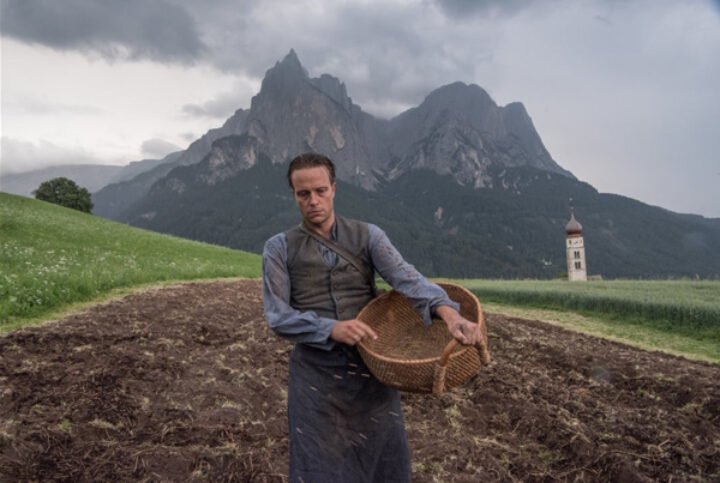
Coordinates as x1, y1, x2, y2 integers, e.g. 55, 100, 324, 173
0, 193, 262, 331
454, 279, 720, 362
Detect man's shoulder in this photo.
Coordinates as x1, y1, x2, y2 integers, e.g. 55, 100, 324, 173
263, 232, 287, 255
336, 216, 373, 232
335, 217, 386, 241
337, 215, 366, 225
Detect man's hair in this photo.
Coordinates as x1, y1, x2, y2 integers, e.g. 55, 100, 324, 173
287, 152, 336, 189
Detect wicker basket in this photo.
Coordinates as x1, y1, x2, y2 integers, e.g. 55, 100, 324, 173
356, 282, 491, 395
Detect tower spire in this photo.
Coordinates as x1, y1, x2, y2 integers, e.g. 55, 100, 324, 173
565, 207, 587, 281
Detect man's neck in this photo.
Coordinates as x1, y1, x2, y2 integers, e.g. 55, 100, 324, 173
305, 215, 336, 239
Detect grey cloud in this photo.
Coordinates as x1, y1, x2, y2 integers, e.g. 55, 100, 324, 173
434, 0, 543, 18
0, 137, 108, 174
141, 138, 182, 158
182, 92, 247, 119
5, 97, 104, 116
1, 0, 206, 63
180, 132, 197, 143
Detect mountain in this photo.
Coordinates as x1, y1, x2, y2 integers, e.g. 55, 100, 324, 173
242, 49, 388, 189
1, 164, 124, 197
386, 82, 573, 188
95, 50, 720, 279
95, 49, 569, 216
107, 153, 183, 185
119, 153, 720, 278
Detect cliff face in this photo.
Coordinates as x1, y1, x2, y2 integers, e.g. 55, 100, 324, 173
385, 82, 572, 188
241, 50, 388, 189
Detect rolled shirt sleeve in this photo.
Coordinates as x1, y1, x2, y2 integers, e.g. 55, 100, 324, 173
367, 224, 460, 325
262, 233, 337, 350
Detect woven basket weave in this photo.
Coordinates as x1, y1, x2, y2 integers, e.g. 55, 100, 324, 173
357, 282, 490, 395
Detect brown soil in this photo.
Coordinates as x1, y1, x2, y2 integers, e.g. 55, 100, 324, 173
1, 279, 718, 482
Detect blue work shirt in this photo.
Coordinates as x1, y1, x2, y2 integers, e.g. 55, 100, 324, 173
262, 222, 460, 351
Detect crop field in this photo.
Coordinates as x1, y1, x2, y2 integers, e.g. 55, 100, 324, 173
0, 193, 261, 330
459, 279, 720, 327
457, 278, 720, 358
1, 280, 718, 481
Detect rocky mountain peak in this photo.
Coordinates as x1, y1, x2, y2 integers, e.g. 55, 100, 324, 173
420, 82, 496, 114
309, 73, 353, 112
258, 49, 308, 96
243, 50, 385, 188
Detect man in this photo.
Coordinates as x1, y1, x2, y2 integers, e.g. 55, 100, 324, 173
262, 152, 485, 482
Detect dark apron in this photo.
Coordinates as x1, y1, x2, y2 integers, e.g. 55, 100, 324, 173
288, 342, 411, 483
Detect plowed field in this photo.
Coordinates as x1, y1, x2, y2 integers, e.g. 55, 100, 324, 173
1, 280, 718, 482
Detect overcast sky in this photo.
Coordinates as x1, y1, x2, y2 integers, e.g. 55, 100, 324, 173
1, 0, 719, 217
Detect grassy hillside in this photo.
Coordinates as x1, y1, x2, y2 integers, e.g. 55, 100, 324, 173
0, 193, 261, 330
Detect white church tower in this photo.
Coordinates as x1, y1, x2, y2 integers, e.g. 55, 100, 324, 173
565, 208, 587, 281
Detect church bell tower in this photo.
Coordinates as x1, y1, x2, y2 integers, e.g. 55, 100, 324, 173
565, 208, 587, 281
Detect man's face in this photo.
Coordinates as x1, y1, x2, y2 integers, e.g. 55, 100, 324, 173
291, 166, 336, 229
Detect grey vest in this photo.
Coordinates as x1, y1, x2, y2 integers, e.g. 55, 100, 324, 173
286, 217, 375, 320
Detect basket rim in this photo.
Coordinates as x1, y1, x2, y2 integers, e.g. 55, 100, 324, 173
357, 281, 482, 364
357, 341, 476, 365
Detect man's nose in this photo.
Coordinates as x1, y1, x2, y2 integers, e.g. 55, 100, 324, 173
308, 192, 319, 204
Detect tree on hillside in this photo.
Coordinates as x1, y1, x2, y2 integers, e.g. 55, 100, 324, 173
33, 177, 94, 213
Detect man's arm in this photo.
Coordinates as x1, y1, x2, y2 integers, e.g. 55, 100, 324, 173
262, 234, 337, 349
367, 224, 459, 323
367, 224, 486, 351
263, 234, 378, 347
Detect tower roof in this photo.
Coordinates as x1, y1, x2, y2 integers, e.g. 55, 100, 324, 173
566, 208, 583, 235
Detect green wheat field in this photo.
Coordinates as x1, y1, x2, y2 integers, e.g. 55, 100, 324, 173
2, 192, 719, 361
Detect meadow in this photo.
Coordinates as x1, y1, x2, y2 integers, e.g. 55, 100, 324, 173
0, 193, 262, 331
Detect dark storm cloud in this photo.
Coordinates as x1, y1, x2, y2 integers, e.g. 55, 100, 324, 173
177, 0, 497, 118
0, 0, 206, 63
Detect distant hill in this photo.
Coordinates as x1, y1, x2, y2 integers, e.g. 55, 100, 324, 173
1, 164, 124, 197
92, 108, 248, 219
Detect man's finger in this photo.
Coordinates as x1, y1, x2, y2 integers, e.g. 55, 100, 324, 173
354, 321, 378, 340
453, 328, 470, 344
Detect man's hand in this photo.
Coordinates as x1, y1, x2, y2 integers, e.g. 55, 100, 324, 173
445, 317, 484, 346
330, 319, 378, 346
435, 304, 491, 365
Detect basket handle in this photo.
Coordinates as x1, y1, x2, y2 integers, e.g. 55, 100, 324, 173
476, 309, 492, 366
432, 313, 492, 395
432, 339, 459, 395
